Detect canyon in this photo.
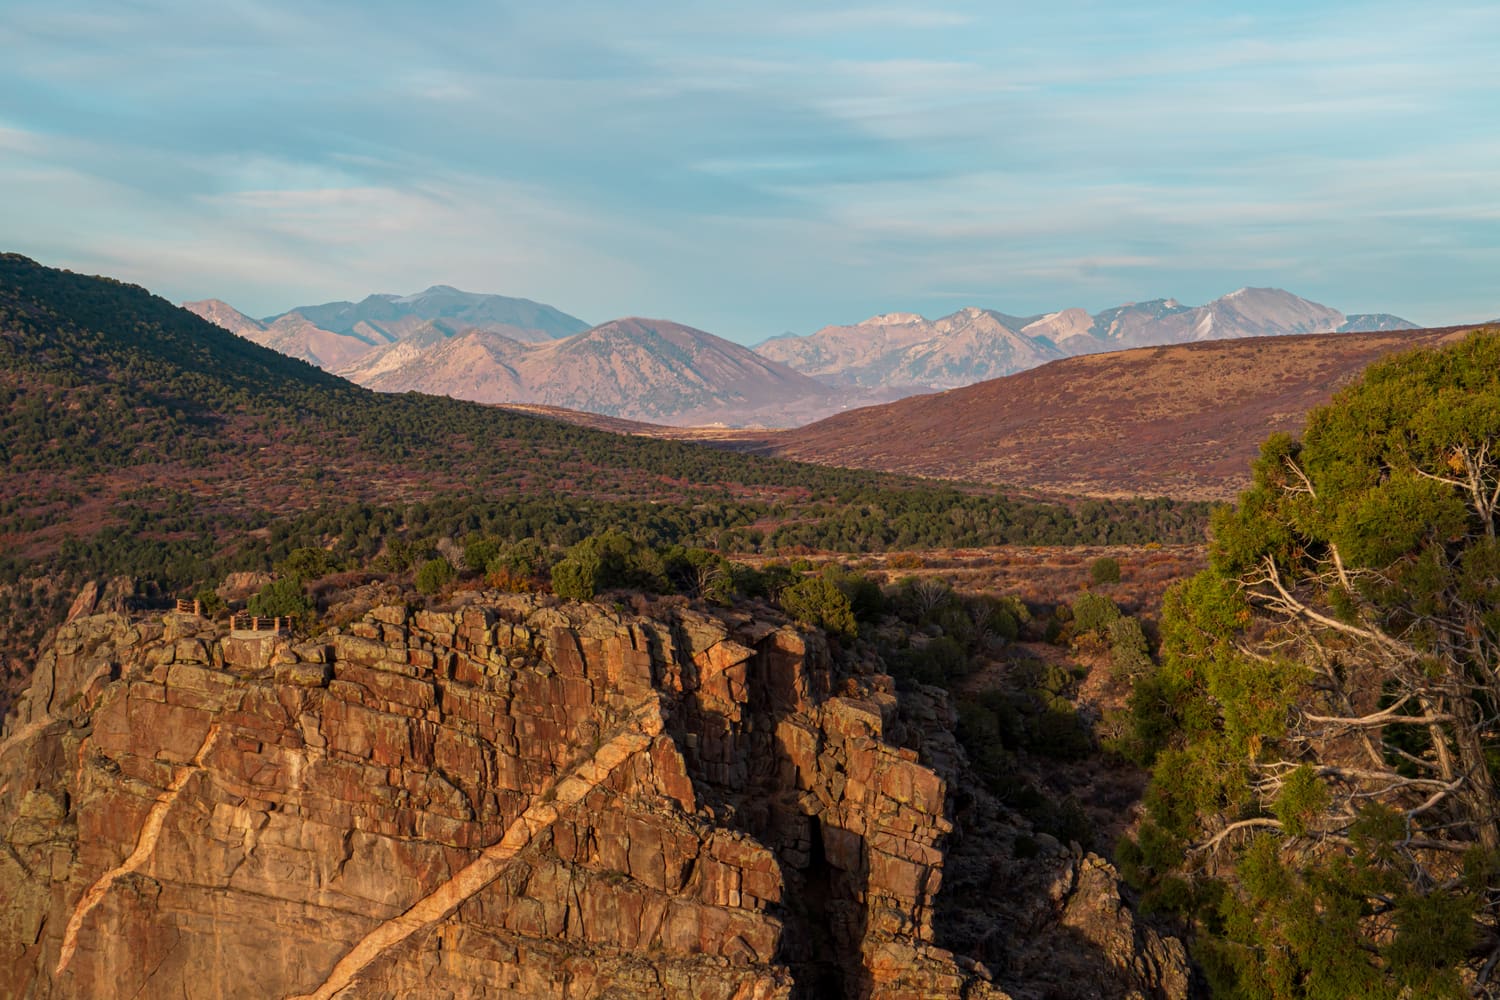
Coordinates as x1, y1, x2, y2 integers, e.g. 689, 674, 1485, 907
1, 591, 1187, 999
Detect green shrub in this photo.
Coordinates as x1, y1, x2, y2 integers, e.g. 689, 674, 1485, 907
825, 565, 885, 623
956, 697, 1015, 792
779, 573, 857, 640
1071, 590, 1121, 637
1090, 556, 1122, 584
889, 635, 970, 686
247, 577, 310, 618
733, 561, 798, 600
463, 536, 502, 573
549, 529, 667, 600
1033, 702, 1092, 760
1107, 616, 1153, 679
550, 554, 598, 599
415, 557, 455, 595
660, 545, 734, 603
194, 587, 227, 616
967, 594, 1023, 643
487, 537, 549, 580
278, 546, 334, 582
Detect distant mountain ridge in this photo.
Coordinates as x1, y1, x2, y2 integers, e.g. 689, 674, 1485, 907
756, 307, 1063, 391
184, 285, 590, 371
190, 283, 1421, 427
757, 287, 1419, 392
335, 317, 834, 426
264, 284, 589, 342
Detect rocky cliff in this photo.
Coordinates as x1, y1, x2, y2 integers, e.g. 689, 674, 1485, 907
0, 594, 1186, 998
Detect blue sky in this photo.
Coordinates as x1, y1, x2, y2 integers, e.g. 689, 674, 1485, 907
2, 1, 1497, 342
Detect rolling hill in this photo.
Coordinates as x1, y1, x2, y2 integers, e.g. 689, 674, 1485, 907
750, 327, 1478, 500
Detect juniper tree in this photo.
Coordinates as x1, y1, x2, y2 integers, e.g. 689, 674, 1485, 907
1123, 331, 1500, 997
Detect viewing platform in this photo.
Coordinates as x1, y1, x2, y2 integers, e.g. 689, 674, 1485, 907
229, 613, 292, 638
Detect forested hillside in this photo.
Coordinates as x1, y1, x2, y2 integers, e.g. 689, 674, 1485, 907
0, 255, 1208, 711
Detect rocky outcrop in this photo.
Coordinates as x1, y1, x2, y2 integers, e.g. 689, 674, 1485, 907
0, 596, 1025, 999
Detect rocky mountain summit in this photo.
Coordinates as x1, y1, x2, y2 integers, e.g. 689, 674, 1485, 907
1, 593, 1187, 999
270, 285, 589, 344
184, 285, 590, 372
757, 288, 1417, 396
337, 317, 835, 427
756, 308, 1064, 392
189, 282, 1418, 428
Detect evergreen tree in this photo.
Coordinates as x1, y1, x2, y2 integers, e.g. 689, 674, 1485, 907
1125, 332, 1500, 996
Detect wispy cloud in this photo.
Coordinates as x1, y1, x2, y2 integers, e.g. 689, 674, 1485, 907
1, 0, 1497, 335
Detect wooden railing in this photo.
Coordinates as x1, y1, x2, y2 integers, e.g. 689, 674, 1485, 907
174, 599, 203, 616
229, 614, 289, 633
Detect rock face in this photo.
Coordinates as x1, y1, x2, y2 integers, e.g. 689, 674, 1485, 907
0, 597, 1186, 998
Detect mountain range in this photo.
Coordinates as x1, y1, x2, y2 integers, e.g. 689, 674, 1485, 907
755, 287, 1416, 392
187, 285, 1419, 427
184, 285, 589, 370
337, 317, 835, 426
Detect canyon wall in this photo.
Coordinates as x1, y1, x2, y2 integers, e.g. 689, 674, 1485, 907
1, 593, 1187, 998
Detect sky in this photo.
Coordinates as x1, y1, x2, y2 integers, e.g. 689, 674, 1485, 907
2, 1, 1497, 343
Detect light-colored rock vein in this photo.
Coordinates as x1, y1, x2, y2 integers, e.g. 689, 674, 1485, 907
56, 724, 223, 976
0, 717, 54, 762
286, 705, 662, 1000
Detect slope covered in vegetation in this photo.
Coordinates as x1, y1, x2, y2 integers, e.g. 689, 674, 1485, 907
0, 254, 1208, 710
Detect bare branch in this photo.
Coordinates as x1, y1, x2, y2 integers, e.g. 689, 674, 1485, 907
1315, 767, 1464, 792
1410, 466, 1470, 491
1299, 695, 1436, 728
1280, 456, 1359, 591
1254, 556, 1425, 662
1406, 784, 1459, 819
1194, 817, 1284, 855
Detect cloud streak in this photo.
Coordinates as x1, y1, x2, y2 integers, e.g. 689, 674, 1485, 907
1, 0, 1497, 335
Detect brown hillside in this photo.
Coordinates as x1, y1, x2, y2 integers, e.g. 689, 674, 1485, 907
753, 327, 1482, 500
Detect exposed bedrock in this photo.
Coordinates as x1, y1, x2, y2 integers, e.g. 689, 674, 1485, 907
0, 596, 1182, 998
